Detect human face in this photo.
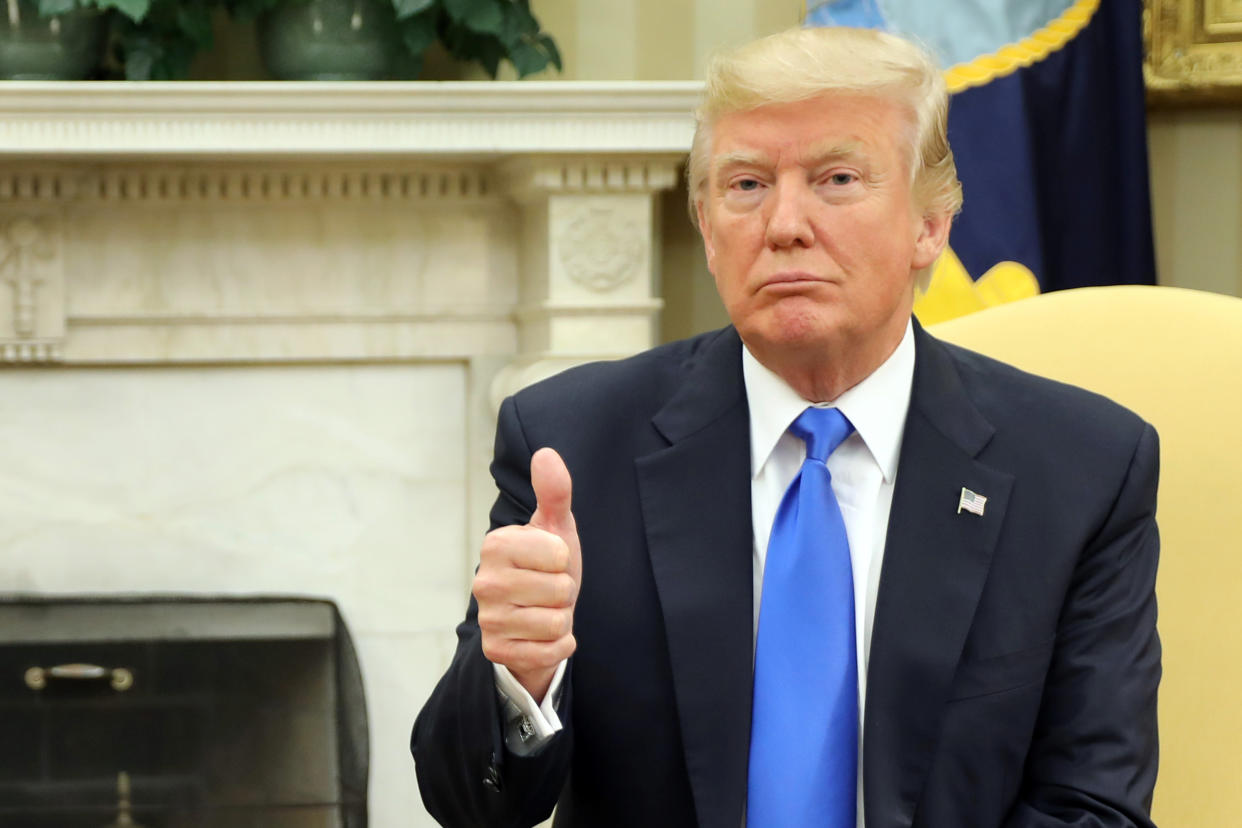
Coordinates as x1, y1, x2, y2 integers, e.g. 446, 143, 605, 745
696, 94, 950, 386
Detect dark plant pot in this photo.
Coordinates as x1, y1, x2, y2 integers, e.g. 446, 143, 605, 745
0, 0, 106, 80
258, 0, 401, 81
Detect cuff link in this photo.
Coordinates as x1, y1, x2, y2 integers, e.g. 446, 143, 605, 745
483, 752, 503, 793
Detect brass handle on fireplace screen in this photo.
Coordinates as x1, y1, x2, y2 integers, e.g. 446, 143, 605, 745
24, 664, 134, 692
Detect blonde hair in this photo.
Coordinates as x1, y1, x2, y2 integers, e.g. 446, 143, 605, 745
688, 26, 962, 223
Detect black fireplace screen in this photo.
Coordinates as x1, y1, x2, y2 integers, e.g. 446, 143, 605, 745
0, 597, 368, 828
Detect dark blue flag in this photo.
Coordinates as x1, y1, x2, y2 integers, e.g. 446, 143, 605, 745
806, 0, 1157, 321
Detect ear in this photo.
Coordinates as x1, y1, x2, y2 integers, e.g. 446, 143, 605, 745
695, 198, 717, 274
911, 209, 953, 271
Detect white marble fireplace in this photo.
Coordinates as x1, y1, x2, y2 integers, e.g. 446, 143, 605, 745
0, 80, 700, 826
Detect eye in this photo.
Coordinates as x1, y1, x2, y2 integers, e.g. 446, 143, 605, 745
828, 172, 856, 186
734, 178, 761, 192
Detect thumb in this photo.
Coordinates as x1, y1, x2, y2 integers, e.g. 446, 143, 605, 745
529, 447, 578, 552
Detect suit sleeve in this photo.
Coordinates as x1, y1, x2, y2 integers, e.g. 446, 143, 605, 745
1004, 423, 1161, 827
411, 395, 574, 828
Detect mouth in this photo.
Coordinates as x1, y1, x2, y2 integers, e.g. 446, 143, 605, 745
759, 271, 831, 291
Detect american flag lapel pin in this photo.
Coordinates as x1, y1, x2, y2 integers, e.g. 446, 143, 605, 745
957, 487, 987, 516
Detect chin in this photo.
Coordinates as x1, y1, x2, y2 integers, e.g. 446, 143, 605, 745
738, 305, 844, 355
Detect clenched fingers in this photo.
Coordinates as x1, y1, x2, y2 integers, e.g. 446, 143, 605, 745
473, 566, 578, 609
480, 635, 577, 680
480, 524, 573, 574
477, 605, 574, 642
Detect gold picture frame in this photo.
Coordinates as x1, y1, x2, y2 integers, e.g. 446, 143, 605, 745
1144, 0, 1242, 104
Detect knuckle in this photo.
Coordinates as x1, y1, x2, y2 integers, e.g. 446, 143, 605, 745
471, 573, 495, 601
480, 637, 507, 665
510, 645, 544, 674
479, 531, 505, 561
480, 526, 523, 563
473, 572, 510, 605
517, 611, 546, 640
476, 606, 501, 631
553, 573, 576, 606
545, 578, 565, 607
549, 538, 571, 572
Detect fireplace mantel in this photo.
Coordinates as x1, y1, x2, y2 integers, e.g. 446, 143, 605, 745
0, 81, 702, 157
0, 81, 701, 379
0, 81, 702, 827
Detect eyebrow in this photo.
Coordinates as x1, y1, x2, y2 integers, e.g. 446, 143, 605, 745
711, 141, 869, 183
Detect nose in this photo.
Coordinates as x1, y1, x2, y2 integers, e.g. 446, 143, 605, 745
764, 175, 814, 250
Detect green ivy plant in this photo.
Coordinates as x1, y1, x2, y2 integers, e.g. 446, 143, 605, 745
392, 0, 562, 78
225, 0, 564, 78
35, 0, 217, 79
34, 0, 558, 80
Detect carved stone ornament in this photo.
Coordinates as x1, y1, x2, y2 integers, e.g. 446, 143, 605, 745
1144, 0, 1242, 104
556, 204, 646, 293
2, 166, 495, 205
0, 214, 65, 360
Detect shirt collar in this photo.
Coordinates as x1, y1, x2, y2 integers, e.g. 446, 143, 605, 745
743, 319, 915, 484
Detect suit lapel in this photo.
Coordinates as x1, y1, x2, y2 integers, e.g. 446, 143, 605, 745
863, 325, 1014, 828
636, 328, 754, 828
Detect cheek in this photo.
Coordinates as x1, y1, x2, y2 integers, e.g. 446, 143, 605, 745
712, 259, 746, 308
705, 229, 746, 286
839, 217, 920, 278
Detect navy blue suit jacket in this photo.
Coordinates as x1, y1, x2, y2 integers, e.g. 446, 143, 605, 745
412, 323, 1160, 828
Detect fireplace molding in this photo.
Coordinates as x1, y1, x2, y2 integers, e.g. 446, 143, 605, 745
0, 81, 699, 374
0, 82, 700, 826
0, 81, 703, 157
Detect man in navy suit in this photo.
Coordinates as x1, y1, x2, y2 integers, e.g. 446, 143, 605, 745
411, 26, 1160, 828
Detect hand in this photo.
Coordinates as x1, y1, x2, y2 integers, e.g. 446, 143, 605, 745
474, 447, 582, 702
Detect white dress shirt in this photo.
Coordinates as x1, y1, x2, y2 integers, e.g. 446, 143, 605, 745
494, 322, 917, 821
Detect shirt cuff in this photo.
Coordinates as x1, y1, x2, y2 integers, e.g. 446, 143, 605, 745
493, 660, 567, 756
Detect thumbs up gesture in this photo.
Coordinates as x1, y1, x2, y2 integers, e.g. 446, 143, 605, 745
474, 447, 583, 702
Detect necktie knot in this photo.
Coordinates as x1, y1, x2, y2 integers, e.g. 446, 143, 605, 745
789, 407, 853, 463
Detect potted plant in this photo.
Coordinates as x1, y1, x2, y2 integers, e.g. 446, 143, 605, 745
395, 0, 561, 78
231, 0, 561, 80
0, 0, 218, 79
1, 0, 109, 79
2, 0, 559, 80
105, 0, 218, 79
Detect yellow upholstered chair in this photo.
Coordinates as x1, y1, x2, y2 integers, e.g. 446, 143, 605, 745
929, 285, 1242, 827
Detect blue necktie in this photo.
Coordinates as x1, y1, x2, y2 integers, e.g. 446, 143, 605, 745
748, 406, 857, 828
